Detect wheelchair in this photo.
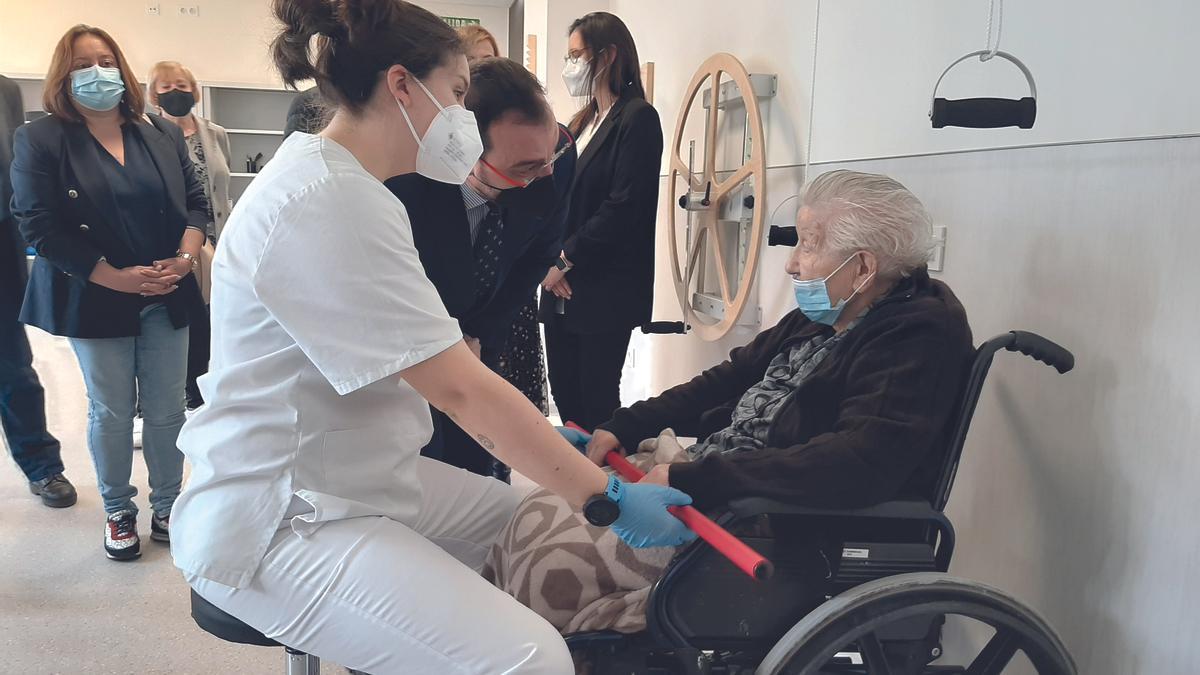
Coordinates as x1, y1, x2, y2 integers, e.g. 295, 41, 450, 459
189, 330, 1076, 675
564, 330, 1077, 675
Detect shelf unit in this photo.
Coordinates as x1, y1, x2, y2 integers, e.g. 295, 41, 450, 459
201, 83, 299, 203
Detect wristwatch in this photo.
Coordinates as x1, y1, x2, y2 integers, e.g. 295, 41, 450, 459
176, 250, 199, 270
583, 475, 624, 526
554, 253, 572, 271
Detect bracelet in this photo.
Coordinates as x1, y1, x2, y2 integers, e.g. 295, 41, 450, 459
176, 250, 199, 270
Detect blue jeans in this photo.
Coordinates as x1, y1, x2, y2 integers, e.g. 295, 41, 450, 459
70, 304, 188, 516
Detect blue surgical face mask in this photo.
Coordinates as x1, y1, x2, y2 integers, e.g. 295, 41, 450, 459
70, 65, 126, 112
791, 252, 873, 326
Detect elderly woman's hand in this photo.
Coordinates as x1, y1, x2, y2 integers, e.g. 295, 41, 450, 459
586, 429, 624, 466
639, 464, 670, 487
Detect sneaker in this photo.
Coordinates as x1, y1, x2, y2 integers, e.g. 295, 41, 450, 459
105, 510, 141, 561
132, 416, 143, 449
28, 473, 78, 508
150, 512, 170, 543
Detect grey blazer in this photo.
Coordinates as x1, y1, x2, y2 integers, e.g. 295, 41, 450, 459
190, 116, 232, 239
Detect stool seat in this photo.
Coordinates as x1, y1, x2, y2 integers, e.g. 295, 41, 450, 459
190, 589, 279, 647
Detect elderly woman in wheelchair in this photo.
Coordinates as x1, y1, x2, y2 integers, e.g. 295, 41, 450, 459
487, 170, 974, 638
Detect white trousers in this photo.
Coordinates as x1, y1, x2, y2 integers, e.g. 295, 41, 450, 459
189, 457, 573, 675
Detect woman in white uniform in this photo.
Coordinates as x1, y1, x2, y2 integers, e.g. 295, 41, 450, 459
170, 1, 694, 673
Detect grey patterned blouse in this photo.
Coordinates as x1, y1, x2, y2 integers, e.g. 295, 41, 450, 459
184, 133, 214, 236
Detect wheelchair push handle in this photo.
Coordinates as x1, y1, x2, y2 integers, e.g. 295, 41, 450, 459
1006, 330, 1075, 374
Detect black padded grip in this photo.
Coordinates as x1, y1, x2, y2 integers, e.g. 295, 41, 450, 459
931, 97, 1036, 129
1006, 330, 1074, 373
641, 321, 688, 334
768, 226, 798, 247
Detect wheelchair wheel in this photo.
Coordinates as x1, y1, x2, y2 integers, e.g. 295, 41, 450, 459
756, 573, 1076, 675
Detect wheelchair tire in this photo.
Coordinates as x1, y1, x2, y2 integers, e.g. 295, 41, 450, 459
756, 572, 1076, 675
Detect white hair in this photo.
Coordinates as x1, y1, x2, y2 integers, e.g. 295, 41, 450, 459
799, 170, 934, 280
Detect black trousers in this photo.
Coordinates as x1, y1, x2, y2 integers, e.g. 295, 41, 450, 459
185, 305, 210, 408
544, 317, 633, 432
0, 314, 64, 482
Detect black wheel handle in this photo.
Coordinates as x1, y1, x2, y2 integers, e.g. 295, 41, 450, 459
932, 97, 1037, 129
768, 226, 798, 247
1006, 330, 1074, 373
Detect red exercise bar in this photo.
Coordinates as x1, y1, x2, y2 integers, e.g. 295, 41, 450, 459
566, 422, 773, 581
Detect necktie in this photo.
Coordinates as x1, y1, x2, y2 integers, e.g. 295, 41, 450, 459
473, 205, 503, 307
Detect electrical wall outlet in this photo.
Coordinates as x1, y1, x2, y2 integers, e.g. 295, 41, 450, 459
178, 5, 200, 17
146, 3, 160, 15
929, 225, 948, 272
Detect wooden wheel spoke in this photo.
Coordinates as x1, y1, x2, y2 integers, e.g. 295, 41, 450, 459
708, 225, 734, 303
857, 633, 894, 675
702, 68, 722, 182
714, 161, 756, 200
670, 154, 702, 192
966, 629, 1022, 675
684, 228, 707, 289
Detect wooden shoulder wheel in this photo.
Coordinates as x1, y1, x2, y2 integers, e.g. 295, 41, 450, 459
667, 53, 768, 341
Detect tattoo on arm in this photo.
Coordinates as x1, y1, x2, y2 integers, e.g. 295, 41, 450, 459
476, 434, 496, 451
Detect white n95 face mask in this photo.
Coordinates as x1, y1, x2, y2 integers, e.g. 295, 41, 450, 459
562, 58, 593, 97
396, 77, 484, 185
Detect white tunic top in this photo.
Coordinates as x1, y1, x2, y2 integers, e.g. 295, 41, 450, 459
171, 133, 462, 589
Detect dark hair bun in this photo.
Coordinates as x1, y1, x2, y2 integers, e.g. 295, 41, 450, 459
271, 0, 463, 112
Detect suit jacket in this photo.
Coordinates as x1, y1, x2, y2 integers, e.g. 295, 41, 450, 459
191, 116, 232, 239
539, 92, 663, 333
1, 74, 26, 320
11, 113, 208, 338
385, 132, 576, 352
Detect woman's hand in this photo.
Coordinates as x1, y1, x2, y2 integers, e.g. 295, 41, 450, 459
611, 483, 696, 548
154, 255, 193, 279
464, 336, 482, 360
541, 267, 572, 299
586, 429, 624, 466
639, 463, 671, 486
555, 426, 591, 453
90, 261, 180, 296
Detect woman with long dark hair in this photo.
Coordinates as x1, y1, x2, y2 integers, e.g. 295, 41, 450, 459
169, 1, 691, 671
541, 11, 663, 432
11, 24, 208, 560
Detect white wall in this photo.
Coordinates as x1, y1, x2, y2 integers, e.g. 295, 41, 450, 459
600, 1, 1200, 672
0, 0, 509, 88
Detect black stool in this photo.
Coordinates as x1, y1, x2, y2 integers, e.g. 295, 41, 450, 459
190, 589, 320, 674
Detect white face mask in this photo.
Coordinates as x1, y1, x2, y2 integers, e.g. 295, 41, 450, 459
396, 76, 484, 185
563, 53, 604, 98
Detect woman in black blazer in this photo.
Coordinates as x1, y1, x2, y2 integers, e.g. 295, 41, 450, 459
10, 25, 208, 561
540, 11, 663, 432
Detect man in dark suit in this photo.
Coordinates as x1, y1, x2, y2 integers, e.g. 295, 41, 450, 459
0, 74, 76, 507
386, 58, 576, 479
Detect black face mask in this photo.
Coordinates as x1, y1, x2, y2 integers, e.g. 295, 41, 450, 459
158, 89, 195, 117
497, 174, 558, 220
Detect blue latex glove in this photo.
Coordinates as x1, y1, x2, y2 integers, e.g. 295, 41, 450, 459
612, 483, 698, 548
556, 426, 591, 453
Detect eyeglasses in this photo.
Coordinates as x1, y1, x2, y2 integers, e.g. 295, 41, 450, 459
479, 127, 574, 188
564, 48, 603, 65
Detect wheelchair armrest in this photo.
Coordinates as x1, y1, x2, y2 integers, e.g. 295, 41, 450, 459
728, 497, 938, 521
725, 498, 956, 571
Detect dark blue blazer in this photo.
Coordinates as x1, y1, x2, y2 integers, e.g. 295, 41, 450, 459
385, 132, 576, 353
11, 113, 208, 338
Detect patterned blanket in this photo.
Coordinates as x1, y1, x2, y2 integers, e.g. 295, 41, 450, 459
484, 430, 692, 634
